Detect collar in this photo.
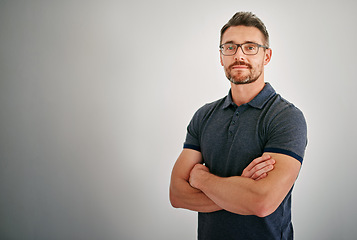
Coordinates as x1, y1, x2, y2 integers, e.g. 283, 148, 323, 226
222, 82, 276, 110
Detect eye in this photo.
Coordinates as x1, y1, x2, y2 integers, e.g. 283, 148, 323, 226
245, 44, 257, 51
220, 44, 237, 55
224, 44, 236, 51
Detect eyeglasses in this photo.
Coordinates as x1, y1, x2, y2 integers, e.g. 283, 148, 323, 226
219, 42, 268, 56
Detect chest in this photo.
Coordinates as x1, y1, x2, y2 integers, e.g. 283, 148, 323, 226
199, 107, 268, 177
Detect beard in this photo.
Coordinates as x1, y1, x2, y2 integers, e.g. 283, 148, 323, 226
225, 61, 262, 85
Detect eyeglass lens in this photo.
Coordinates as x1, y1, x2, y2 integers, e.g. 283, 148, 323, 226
221, 43, 259, 55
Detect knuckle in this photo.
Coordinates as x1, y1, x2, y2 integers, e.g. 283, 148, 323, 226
253, 158, 260, 164
252, 171, 260, 179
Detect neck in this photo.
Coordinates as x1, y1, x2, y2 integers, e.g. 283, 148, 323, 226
230, 79, 265, 106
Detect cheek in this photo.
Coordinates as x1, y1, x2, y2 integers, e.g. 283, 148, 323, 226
221, 58, 233, 70
252, 58, 265, 69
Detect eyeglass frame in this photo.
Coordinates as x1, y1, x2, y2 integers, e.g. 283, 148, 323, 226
219, 42, 269, 56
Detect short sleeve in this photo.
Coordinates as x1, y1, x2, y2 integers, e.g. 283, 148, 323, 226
183, 106, 207, 152
264, 106, 307, 163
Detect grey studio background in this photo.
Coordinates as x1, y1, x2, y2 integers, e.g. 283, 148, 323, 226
0, 0, 356, 239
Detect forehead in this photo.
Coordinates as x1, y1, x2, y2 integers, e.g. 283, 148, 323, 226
221, 26, 265, 45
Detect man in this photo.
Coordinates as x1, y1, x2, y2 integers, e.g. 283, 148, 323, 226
169, 12, 307, 239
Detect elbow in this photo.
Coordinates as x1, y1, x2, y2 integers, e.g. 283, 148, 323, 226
254, 206, 275, 218
253, 199, 278, 218
170, 197, 180, 209
226, 197, 276, 217
169, 189, 180, 209
248, 186, 280, 217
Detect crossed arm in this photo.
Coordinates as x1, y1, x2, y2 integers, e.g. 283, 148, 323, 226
169, 149, 301, 217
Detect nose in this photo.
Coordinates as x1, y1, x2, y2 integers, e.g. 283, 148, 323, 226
234, 46, 245, 61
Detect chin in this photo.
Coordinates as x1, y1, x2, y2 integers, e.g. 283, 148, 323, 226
229, 77, 257, 85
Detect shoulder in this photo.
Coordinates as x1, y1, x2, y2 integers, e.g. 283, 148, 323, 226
265, 94, 306, 126
191, 96, 227, 121
262, 94, 308, 162
185, 96, 228, 148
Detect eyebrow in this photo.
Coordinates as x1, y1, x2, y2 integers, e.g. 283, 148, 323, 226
223, 40, 259, 45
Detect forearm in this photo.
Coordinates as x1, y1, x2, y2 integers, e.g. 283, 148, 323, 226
191, 153, 301, 217
170, 177, 222, 213
170, 149, 222, 213
197, 173, 267, 216
170, 150, 277, 214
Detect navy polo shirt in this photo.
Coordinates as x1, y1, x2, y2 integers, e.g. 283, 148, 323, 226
184, 83, 307, 240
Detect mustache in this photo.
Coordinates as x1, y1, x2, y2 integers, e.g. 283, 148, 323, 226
229, 61, 252, 69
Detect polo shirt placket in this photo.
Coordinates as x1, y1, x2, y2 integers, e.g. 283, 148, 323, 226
228, 104, 250, 139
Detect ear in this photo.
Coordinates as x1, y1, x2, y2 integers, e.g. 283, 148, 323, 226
264, 48, 272, 66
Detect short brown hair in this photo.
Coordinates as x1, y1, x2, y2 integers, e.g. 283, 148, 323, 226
220, 12, 269, 47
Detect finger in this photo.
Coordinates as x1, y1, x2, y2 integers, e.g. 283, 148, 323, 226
195, 163, 209, 172
255, 172, 267, 181
192, 163, 203, 171
251, 159, 275, 173
251, 164, 274, 180
242, 158, 275, 178
245, 155, 271, 172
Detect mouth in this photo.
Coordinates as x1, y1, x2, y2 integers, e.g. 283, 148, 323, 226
231, 64, 249, 70
229, 61, 251, 70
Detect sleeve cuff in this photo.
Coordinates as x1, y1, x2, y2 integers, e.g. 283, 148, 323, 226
264, 147, 303, 163
183, 144, 201, 152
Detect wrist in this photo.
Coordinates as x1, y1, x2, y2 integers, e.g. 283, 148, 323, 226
189, 165, 210, 190
196, 170, 211, 191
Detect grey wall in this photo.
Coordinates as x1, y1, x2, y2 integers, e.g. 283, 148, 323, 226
1, 0, 357, 239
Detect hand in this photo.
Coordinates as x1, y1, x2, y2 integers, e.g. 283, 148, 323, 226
189, 164, 210, 190
242, 155, 275, 181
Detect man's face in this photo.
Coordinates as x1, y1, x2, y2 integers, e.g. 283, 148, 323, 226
220, 26, 271, 85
